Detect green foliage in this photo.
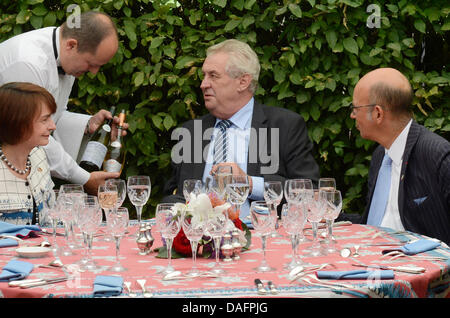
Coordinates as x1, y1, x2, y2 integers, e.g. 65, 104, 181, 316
1, 0, 449, 218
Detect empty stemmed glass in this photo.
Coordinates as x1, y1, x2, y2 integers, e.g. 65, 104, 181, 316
305, 189, 326, 257
321, 189, 342, 253
264, 181, 283, 237
250, 201, 277, 272
205, 210, 228, 275
181, 211, 205, 277
127, 176, 151, 233
183, 179, 203, 202
42, 189, 60, 254
77, 195, 100, 270
281, 202, 307, 269
319, 178, 336, 192
106, 207, 129, 272
59, 184, 85, 250
79, 199, 103, 271
155, 203, 181, 275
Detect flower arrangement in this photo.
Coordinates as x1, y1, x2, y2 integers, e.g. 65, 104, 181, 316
156, 192, 251, 259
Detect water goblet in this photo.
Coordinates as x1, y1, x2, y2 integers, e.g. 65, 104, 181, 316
155, 203, 181, 275
214, 165, 233, 199
225, 174, 250, 220
181, 211, 205, 277
250, 201, 277, 272
82, 202, 103, 271
321, 189, 342, 253
284, 179, 313, 204
77, 195, 99, 269
106, 207, 129, 272
42, 189, 60, 254
183, 179, 203, 202
281, 202, 307, 269
59, 184, 85, 249
127, 176, 151, 232
264, 181, 283, 237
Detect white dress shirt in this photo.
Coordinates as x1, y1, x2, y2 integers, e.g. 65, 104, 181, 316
380, 119, 413, 230
0, 27, 90, 185
202, 98, 264, 219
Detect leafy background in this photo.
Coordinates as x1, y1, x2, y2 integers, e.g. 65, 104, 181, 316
1, 0, 449, 219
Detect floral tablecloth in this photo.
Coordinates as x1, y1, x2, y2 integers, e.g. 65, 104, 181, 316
0, 223, 449, 298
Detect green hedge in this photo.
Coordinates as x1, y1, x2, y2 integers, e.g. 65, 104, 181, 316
1, 0, 449, 218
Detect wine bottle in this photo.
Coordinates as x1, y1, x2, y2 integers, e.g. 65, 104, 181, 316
79, 106, 116, 172
103, 109, 126, 174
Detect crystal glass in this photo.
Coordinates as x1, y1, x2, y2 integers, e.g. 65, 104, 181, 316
250, 201, 277, 272
155, 203, 181, 275
127, 176, 151, 230
214, 165, 232, 199
79, 200, 103, 271
281, 202, 307, 269
321, 189, 342, 253
42, 189, 59, 254
205, 209, 228, 275
304, 189, 326, 256
319, 178, 336, 191
183, 179, 203, 202
57, 192, 84, 256
59, 184, 85, 250
181, 212, 205, 277
105, 179, 127, 207
284, 179, 313, 204
264, 181, 283, 237
225, 174, 250, 220
106, 207, 129, 272
77, 195, 99, 270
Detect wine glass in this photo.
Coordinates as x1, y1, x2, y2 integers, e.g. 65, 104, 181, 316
225, 174, 250, 220
321, 189, 342, 253
213, 165, 232, 199
319, 178, 336, 191
81, 200, 103, 271
205, 209, 228, 275
77, 195, 99, 270
106, 207, 129, 272
59, 184, 85, 250
39, 190, 58, 250
57, 192, 84, 256
304, 189, 326, 257
284, 179, 313, 204
98, 183, 118, 241
105, 179, 127, 207
155, 203, 181, 275
181, 211, 205, 277
127, 176, 151, 232
264, 181, 283, 237
183, 179, 203, 202
250, 201, 277, 272
281, 202, 307, 269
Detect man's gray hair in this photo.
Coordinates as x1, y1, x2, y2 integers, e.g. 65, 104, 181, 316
206, 39, 260, 94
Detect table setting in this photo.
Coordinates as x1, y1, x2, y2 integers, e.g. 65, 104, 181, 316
0, 176, 448, 298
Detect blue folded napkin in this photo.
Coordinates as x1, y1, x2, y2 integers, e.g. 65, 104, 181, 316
382, 239, 441, 255
0, 221, 41, 238
0, 260, 34, 282
0, 238, 19, 248
93, 275, 123, 297
316, 269, 394, 280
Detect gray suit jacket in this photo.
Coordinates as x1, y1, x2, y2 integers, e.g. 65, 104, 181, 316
162, 101, 320, 203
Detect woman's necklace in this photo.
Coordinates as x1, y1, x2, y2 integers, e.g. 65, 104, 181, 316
0, 145, 31, 175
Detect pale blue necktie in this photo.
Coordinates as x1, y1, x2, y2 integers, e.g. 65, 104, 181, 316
213, 120, 232, 164
367, 153, 393, 226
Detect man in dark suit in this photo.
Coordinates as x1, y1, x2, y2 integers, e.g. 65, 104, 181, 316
345, 67, 450, 244
163, 39, 319, 221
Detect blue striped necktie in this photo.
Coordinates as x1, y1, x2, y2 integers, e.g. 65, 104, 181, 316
213, 119, 232, 164
367, 153, 393, 226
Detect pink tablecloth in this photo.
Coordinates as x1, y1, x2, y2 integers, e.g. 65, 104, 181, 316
0, 223, 449, 298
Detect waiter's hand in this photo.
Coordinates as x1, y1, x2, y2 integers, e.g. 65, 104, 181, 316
210, 162, 253, 194
87, 109, 129, 140
84, 171, 120, 195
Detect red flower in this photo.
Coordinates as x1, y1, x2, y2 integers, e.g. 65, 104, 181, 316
172, 227, 193, 256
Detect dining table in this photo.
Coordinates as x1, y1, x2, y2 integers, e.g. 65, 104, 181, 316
0, 221, 449, 299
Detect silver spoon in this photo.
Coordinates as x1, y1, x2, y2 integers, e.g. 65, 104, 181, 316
137, 279, 153, 298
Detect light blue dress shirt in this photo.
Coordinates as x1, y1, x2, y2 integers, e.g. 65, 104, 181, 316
202, 98, 264, 220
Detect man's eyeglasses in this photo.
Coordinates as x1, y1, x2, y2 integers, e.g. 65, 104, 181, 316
349, 103, 376, 114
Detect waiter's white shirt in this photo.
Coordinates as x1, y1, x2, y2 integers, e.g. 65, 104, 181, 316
380, 119, 413, 231
0, 27, 90, 184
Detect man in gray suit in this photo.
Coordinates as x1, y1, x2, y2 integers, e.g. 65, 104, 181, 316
346, 67, 450, 244
163, 39, 319, 221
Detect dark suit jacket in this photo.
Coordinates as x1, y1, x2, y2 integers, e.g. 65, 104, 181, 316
162, 101, 320, 204
342, 121, 450, 244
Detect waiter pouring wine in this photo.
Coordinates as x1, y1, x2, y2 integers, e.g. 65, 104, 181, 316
0, 10, 128, 194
